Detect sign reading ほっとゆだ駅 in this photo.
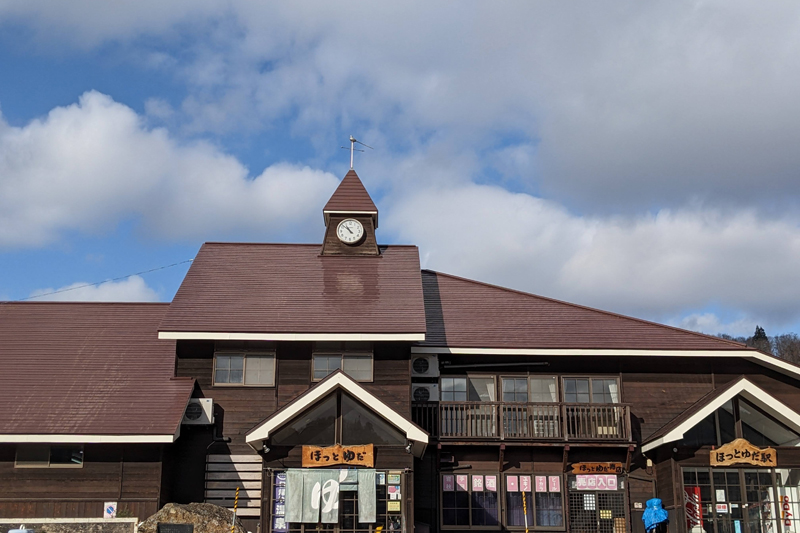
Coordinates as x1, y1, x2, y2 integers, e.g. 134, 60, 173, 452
302, 444, 374, 467
570, 462, 624, 474
710, 438, 776, 467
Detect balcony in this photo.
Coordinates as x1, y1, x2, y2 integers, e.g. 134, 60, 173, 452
411, 402, 632, 442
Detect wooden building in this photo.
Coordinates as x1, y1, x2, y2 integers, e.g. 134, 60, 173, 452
2, 170, 800, 533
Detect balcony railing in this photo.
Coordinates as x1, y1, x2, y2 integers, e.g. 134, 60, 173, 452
412, 401, 631, 441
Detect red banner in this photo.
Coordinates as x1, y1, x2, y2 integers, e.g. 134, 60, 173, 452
685, 486, 703, 530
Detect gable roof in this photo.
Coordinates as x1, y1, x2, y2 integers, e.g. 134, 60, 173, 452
642, 376, 800, 452
159, 243, 426, 341
419, 270, 752, 351
0, 302, 194, 442
323, 170, 379, 228
246, 370, 428, 456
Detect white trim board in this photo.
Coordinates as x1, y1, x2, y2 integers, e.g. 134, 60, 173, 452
0, 434, 177, 443
160, 332, 425, 341
410, 347, 800, 381
641, 377, 800, 453
246, 372, 428, 456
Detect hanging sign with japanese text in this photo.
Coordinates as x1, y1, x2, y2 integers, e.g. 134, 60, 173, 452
571, 462, 624, 474
710, 439, 776, 467
301, 444, 374, 467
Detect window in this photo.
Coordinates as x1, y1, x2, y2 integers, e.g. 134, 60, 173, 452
506, 474, 565, 530
442, 474, 499, 528
563, 378, 619, 404
214, 351, 275, 386
15, 444, 83, 468
679, 397, 800, 448
503, 378, 528, 402
312, 342, 373, 381
441, 377, 467, 401
530, 377, 558, 403
441, 376, 496, 402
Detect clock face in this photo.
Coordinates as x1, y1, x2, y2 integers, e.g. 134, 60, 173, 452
337, 218, 365, 244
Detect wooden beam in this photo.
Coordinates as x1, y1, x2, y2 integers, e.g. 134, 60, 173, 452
562, 445, 570, 472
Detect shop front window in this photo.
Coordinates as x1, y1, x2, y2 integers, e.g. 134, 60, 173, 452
441, 473, 499, 528
506, 474, 564, 530
683, 468, 793, 533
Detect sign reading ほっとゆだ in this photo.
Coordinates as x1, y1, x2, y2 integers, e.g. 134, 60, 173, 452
302, 444, 374, 467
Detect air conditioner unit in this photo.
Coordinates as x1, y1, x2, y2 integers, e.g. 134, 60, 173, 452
182, 398, 214, 425
412, 383, 439, 403
411, 354, 439, 378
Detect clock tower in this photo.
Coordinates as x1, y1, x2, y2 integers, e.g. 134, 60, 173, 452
321, 170, 380, 256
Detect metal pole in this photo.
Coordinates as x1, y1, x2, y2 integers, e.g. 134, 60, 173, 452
350, 137, 354, 169
522, 489, 529, 533
230, 486, 240, 533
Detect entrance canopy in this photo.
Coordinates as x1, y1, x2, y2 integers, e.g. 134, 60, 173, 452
246, 370, 428, 456
642, 376, 800, 452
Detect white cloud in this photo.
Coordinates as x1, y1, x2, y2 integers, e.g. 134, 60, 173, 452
385, 181, 800, 331
28, 275, 159, 302
0, 91, 339, 248
670, 313, 758, 339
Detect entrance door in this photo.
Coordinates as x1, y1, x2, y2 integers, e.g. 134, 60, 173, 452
268, 470, 406, 533
568, 475, 628, 533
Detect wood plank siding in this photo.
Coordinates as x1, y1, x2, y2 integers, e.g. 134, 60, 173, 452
0, 444, 162, 519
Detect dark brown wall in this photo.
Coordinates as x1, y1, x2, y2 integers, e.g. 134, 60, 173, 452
176, 340, 412, 454
0, 444, 162, 519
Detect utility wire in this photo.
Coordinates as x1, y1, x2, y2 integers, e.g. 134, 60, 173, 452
5, 259, 194, 302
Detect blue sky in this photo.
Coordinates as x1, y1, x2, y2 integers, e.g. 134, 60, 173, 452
2, 1, 800, 338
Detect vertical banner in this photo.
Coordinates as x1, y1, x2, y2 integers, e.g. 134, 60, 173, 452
536, 476, 547, 493
472, 475, 484, 491
685, 486, 704, 530
520, 475, 532, 492
456, 475, 469, 491
485, 476, 497, 491
549, 476, 561, 493
443, 475, 455, 491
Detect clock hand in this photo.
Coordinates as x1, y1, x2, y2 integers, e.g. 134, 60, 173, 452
344, 226, 353, 234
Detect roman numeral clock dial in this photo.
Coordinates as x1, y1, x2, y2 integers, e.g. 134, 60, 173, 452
336, 218, 365, 244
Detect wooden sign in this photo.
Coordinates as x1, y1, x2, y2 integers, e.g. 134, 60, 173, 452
710, 438, 776, 467
302, 444, 374, 467
571, 462, 624, 474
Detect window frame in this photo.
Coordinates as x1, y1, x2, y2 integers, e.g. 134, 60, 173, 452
213, 350, 276, 387
14, 444, 84, 469
311, 342, 374, 382
561, 376, 621, 404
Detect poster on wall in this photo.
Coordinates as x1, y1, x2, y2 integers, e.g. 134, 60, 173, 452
536, 476, 547, 493
507, 475, 519, 492
472, 475, 484, 491
443, 475, 455, 491
485, 476, 497, 491
456, 475, 469, 491
549, 476, 561, 492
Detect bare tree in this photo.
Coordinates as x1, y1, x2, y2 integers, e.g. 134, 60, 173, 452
773, 334, 800, 364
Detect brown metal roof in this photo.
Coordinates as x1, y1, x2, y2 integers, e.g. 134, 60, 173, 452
323, 170, 379, 227
420, 270, 752, 351
159, 243, 427, 335
0, 302, 193, 437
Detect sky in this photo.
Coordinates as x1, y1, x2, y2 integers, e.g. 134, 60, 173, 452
1, 1, 800, 338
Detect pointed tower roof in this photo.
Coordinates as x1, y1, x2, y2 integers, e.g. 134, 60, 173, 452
323, 170, 379, 228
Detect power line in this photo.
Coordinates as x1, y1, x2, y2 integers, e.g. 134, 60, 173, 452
5, 259, 194, 302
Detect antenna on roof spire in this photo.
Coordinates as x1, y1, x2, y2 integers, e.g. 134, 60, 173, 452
340, 135, 373, 170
